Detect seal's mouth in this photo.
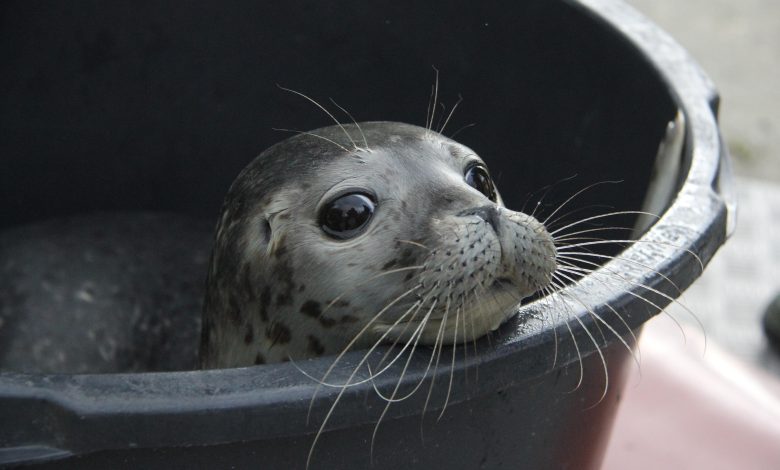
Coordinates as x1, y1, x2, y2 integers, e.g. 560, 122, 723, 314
493, 276, 513, 286
370, 281, 521, 345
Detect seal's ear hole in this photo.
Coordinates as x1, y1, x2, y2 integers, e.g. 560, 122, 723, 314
259, 219, 272, 245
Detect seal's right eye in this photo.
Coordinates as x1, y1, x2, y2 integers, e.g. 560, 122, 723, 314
319, 193, 376, 240
465, 164, 498, 202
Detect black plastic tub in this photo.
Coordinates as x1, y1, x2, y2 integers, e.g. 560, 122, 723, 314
0, 0, 734, 468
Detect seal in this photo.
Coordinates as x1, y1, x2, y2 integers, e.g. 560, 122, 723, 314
199, 121, 557, 369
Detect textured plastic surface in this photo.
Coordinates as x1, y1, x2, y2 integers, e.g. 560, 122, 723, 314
0, 0, 732, 468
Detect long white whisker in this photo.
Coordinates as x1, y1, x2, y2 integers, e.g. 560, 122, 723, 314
549, 277, 609, 400
277, 85, 360, 150
449, 122, 476, 140
438, 303, 460, 421
545, 204, 618, 232
438, 94, 463, 135
548, 279, 585, 390
302, 296, 426, 391
550, 211, 660, 237
329, 98, 370, 151
321, 265, 424, 316
369, 299, 439, 461
370, 300, 440, 402
556, 251, 685, 296
556, 238, 704, 271
367, 298, 440, 394
553, 226, 634, 243
553, 268, 639, 368
553, 262, 642, 369
305, 284, 421, 419
396, 239, 431, 250
421, 290, 451, 441
542, 181, 623, 226
272, 127, 350, 153
304, 284, 424, 469
556, 261, 696, 346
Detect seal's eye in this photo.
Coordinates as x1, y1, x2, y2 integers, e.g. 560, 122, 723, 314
320, 193, 376, 240
465, 164, 497, 202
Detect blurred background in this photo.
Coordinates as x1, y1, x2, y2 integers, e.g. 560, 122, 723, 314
607, 2, 780, 468
626, 0, 780, 375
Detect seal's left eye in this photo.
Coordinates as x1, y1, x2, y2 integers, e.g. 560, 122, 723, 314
320, 193, 376, 240
465, 164, 497, 202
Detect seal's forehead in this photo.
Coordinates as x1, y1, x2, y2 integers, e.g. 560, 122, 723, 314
359, 121, 477, 163
229, 122, 480, 209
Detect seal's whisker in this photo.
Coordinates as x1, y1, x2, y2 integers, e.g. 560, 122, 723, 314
554, 235, 632, 245
554, 262, 643, 370
368, 299, 439, 463
459, 288, 471, 385
435, 102, 448, 134
276, 85, 360, 150
467, 287, 483, 383
306, 295, 425, 391
365, 305, 427, 386
421, 290, 452, 440
555, 260, 695, 344
482, 286, 510, 357
426, 66, 440, 132
540, 285, 561, 370
549, 211, 659, 238
541, 180, 623, 227
321, 265, 425, 316
548, 277, 610, 399
551, 282, 586, 391
425, 84, 434, 131
555, 238, 704, 272
438, 93, 463, 135
395, 239, 431, 251
551, 225, 634, 242
306, 285, 421, 420
529, 200, 544, 220
448, 122, 476, 140
369, 300, 439, 403
553, 268, 639, 367
558, 248, 704, 318
309, 284, 432, 393
372, 301, 426, 369
370, 300, 439, 403
305, 286, 428, 470
438, 304, 461, 421
272, 127, 351, 153
329, 98, 370, 151
521, 174, 579, 215
438, 93, 463, 136
366, 294, 442, 385
556, 251, 686, 296
544, 204, 618, 232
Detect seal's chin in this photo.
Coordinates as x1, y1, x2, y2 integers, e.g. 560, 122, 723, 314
370, 285, 523, 345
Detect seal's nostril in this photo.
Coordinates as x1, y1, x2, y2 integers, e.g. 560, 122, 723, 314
458, 205, 501, 234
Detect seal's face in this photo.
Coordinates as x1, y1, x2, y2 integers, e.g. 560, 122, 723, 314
200, 122, 556, 368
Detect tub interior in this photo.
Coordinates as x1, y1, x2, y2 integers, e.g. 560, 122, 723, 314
0, 0, 678, 374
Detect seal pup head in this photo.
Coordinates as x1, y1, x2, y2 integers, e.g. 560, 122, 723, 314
199, 122, 556, 368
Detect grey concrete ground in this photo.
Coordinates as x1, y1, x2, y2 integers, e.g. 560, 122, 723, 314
624, 1, 780, 375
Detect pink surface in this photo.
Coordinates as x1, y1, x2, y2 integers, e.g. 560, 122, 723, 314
602, 318, 780, 469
